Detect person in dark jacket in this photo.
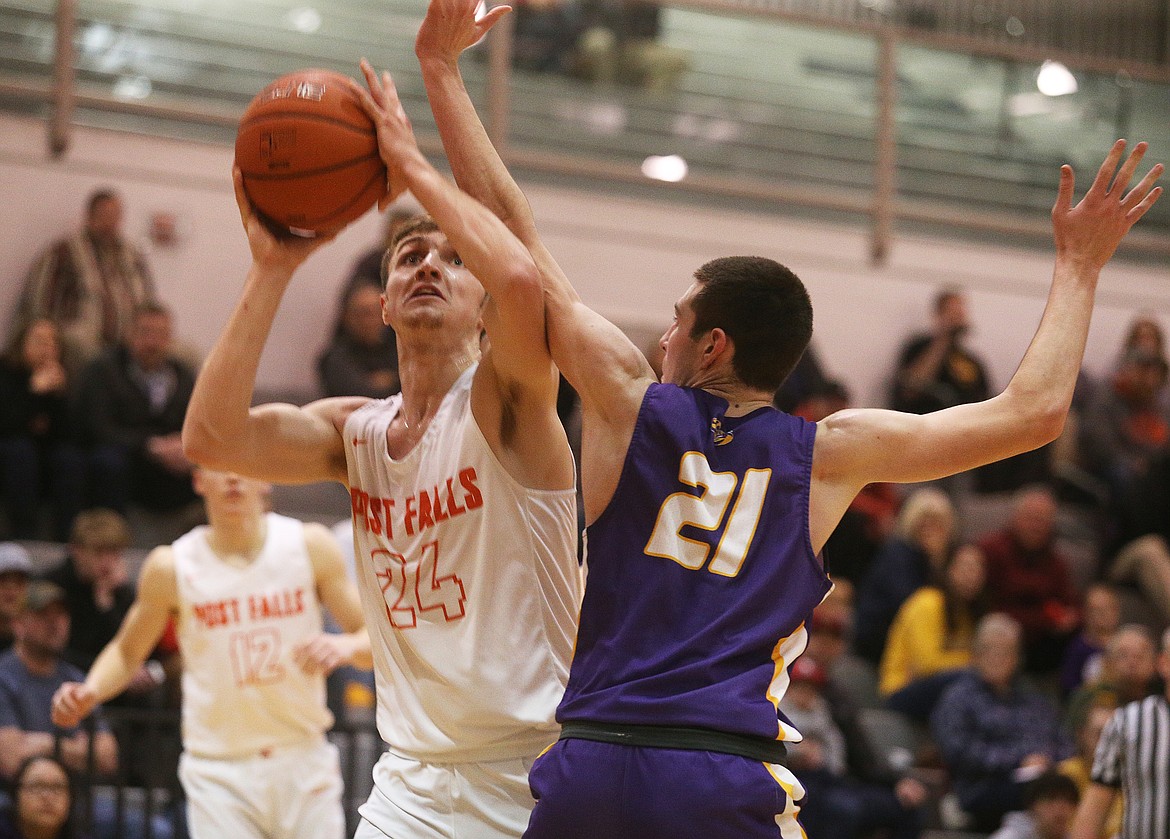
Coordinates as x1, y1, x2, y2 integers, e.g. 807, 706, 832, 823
0, 320, 85, 540
74, 303, 196, 514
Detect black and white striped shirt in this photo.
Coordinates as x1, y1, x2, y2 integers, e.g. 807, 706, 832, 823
1092, 694, 1170, 839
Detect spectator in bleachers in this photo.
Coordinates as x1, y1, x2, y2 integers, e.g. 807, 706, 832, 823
977, 485, 1081, 674
1064, 624, 1159, 737
42, 512, 140, 677
0, 754, 85, 839
1059, 583, 1121, 699
75, 303, 197, 516
317, 281, 400, 399
772, 344, 829, 414
854, 487, 955, 664
1108, 441, 1170, 623
0, 544, 32, 654
890, 288, 990, 416
880, 542, 988, 722
1058, 705, 1122, 839
931, 613, 1072, 833
511, 0, 586, 74
13, 189, 155, 376
989, 771, 1080, 839
573, 0, 689, 89
793, 379, 898, 585
1069, 628, 1170, 839
781, 657, 925, 839
805, 592, 932, 801
1078, 344, 1169, 504
0, 581, 117, 782
0, 319, 86, 541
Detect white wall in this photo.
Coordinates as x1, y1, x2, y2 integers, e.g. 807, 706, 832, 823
2, 112, 1167, 407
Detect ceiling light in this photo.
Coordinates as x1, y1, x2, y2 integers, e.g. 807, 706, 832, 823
642, 155, 688, 183
113, 75, 151, 100
286, 7, 322, 34
1036, 60, 1077, 96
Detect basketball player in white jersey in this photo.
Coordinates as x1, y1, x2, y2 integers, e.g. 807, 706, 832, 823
178, 66, 580, 839
50, 467, 371, 839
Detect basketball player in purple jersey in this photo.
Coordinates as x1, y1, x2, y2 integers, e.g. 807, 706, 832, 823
384, 3, 1164, 835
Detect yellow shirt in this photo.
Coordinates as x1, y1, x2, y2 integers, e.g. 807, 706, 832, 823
879, 586, 972, 696
1059, 756, 1123, 839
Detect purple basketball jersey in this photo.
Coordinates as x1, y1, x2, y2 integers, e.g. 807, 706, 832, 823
558, 383, 831, 742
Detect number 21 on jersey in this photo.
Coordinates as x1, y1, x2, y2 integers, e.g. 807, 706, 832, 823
644, 451, 771, 578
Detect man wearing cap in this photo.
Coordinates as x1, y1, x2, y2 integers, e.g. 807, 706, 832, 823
0, 542, 32, 653
0, 579, 117, 780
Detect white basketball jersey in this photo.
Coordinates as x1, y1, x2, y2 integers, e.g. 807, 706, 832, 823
173, 513, 333, 759
343, 365, 580, 762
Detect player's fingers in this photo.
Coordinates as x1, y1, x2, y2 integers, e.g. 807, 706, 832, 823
1052, 165, 1074, 217
378, 184, 395, 213
359, 59, 382, 98
1127, 185, 1164, 222
477, 4, 511, 34
1088, 139, 1126, 196
231, 166, 253, 226
381, 71, 400, 108
1109, 141, 1148, 196
1122, 161, 1164, 208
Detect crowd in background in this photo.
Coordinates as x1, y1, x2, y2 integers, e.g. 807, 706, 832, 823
3, 183, 1170, 838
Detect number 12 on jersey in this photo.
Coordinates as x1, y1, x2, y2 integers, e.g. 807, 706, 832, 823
644, 451, 771, 578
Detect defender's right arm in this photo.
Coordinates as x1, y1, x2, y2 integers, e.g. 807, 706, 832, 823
416, 0, 656, 515
182, 171, 361, 485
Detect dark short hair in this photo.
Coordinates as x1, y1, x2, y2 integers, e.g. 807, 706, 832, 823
1023, 771, 1080, 809
933, 287, 963, 314
86, 189, 119, 216
690, 256, 812, 393
381, 215, 441, 289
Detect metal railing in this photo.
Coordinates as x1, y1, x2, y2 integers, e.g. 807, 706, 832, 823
0, 0, 1166, 264
67, 706, 383, 838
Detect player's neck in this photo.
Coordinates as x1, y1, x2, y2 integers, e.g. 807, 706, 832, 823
691, 375, 774, 417
395, 341, 479, 427
206, 513, 268, 566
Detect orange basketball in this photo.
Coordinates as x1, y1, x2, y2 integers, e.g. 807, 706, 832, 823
235, 69, 387, 236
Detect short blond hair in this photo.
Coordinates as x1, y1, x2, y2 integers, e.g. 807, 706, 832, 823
70, 508, 131, 550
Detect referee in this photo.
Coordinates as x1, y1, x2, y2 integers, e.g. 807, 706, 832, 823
1071, 627, 1170, 839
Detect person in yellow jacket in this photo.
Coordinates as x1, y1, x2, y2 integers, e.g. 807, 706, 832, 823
879, 543, 988, 721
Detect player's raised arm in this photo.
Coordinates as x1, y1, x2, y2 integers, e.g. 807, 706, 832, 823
356, 62, 552, 391
413, 0, 656, 481
416, 0, 537, 243
51, 547, 179, 728
810, 141, 1163, 549
182, 171, 358, 485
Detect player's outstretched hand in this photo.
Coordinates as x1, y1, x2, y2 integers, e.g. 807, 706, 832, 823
357, 60, 420, 212
1052, 140, 1163, 271
292, 633, 356, 676
416, 0, 511, 65
51, 682, 97, 729
231, 166, 335, 274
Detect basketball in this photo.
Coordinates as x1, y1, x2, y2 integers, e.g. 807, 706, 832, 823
235, 68, 387, 236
